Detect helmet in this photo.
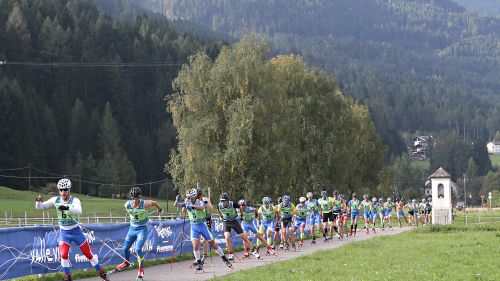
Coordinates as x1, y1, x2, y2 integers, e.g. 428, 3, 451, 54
57, 178, 72, 190
299, 197, 306, 203
333, 190, 339, 195
379, 197, 384, 202
238, 199, 246, 206
428, 197, 432, 202
340, 194, 344, 199
130, 186, 142, 199
262, 197, 271, 204
277, 197, 282, 203
422, 198, 426, 203
363, 194, 368, 199
283, 195, 291, 202
387, 197, 392, 202
352, 192, 357, 197
412, 199, 416, 203
186, 188, 197, 199
321, 191, 327, 197
372, 197, 377, 202
220, 192, 229, 202
395, 198, 400, 202
306, 192, 313, 198
195, 187, 203, 197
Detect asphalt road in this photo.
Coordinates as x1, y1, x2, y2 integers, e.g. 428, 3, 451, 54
80, 226, 410, 281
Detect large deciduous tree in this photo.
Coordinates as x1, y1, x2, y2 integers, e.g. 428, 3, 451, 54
168, 36, 385, 200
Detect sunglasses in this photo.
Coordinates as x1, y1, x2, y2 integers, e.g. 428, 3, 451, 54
59, 189, 69, 192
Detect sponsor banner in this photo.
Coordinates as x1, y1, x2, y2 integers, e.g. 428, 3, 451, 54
0, 217, 313, 279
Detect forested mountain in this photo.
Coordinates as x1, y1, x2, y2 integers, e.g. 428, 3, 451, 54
0, 0, 225, 195
158, 0, 500, 155
452, 0, 500, 15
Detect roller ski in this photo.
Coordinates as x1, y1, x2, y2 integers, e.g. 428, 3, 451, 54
291, 242, 296, 251
299, 239, 304, 247
98, 270, 110, 281
193, 260, 204, 274
242, 249, 251, 258
222, 255, 234, 270
108, 260, 131, 274
227, 253, 234, 261
284, 242, 290, 251
265, 246, 276, 256
135, 267, 143, 280
252, 248, 261, 259
279, 243, 284, 250
311, 237, 316, 244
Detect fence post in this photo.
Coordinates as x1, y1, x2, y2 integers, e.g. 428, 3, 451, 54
18, 218, 21, 227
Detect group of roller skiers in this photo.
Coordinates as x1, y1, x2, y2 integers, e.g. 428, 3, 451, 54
35, 178, 434, 280
179, 188, 434, 272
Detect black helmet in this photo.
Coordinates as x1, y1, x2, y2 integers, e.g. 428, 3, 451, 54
196, 187, 203, 197
352, 192, 357, 197
333, 190, 339, 195
130, 186, 142, 199
277, 197, 282, 204
220, 192, 229, 202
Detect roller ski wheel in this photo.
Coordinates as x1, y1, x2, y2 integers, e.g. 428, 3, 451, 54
222, 256, 234, 270
193, 260, 204, 274
63, 275, 72, 281
228, 253, 234, 261
311, 238, 316, 245
291, 242, 296, 251
279, 243, 284, 250
284, 243, 290, 251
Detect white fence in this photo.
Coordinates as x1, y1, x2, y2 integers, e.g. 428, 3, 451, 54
0, 212, 180, 227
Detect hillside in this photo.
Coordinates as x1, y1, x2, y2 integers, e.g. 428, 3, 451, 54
452, 0, 500, 15
0, 0, 225, 194
157, 0, 500, 154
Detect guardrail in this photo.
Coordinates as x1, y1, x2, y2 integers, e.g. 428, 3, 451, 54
0, 213, 181, 227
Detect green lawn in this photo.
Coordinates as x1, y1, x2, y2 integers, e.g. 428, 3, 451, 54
217, 223, 500, 281
0, 186, 175, 219
411, 159, 430, 171
490, 154, 500, 167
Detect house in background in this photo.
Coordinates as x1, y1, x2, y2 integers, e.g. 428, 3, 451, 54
487, 141, 500, 154
410, 135, 432, 160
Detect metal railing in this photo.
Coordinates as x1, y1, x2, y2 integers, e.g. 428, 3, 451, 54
0, 213, 181, 228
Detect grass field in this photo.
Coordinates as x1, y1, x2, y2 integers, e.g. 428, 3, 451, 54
490, 154, 500, 167
410, 159, 430, 171
217, 222, 500, 281
0, 186, 175, 218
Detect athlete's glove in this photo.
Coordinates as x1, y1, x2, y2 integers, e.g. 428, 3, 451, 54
58, 205, 69, 211
35, 195, 43, 202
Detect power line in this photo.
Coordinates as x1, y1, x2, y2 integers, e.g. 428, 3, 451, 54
0, 167, 28, 171
1, 61, 183, 67
0, 165, 167, 187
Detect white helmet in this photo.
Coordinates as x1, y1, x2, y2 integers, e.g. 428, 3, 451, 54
299, 197, 306, 203
57, 178, 72, 190
372, 197, 377, 202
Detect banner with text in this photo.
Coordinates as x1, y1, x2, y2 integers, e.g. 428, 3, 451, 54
0, 218, 259, 280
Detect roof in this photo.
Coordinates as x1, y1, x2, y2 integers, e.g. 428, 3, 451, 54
430, 167, 451, 178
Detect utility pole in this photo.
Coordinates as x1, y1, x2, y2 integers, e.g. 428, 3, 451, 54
28, 162, 31, 191
165, 178, 169, 212
463, 173, 467, 208
149, 181, 152, 198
